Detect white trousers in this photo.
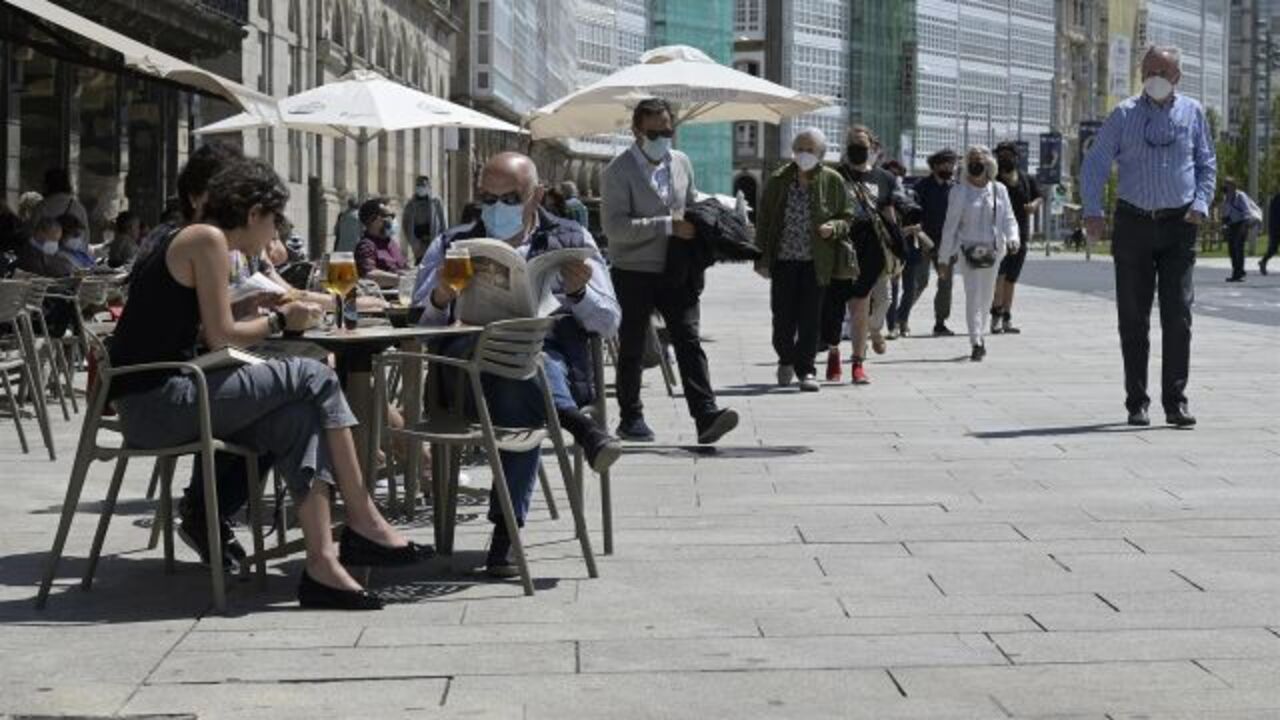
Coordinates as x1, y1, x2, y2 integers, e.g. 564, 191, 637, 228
960, 256, 1002, 346
867, 273, 891, 335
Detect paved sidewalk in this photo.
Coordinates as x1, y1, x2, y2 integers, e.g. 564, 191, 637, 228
2, 259, 1278, 719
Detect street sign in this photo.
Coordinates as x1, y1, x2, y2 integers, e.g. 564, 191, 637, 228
1038, 132, 1062, 185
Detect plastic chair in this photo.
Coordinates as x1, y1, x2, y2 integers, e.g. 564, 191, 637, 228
35, 328, 269, 614
21, 277, 77, 418
0, 280, 56, 459
372, 318, 598, 596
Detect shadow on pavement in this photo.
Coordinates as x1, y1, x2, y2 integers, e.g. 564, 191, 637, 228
971, 423, 1174, 439
622, 444, 812, 459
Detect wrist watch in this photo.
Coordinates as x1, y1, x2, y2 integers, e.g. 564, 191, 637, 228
267, 309, 286, 335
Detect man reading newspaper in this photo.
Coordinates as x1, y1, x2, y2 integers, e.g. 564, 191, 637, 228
412, 152, 622, 579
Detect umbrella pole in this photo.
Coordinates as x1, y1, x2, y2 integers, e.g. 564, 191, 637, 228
357, 129, 369, 200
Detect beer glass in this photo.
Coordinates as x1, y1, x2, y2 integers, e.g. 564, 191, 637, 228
397, 272, 416, 306
323, 251, 358, 330
442, 247, 474, 294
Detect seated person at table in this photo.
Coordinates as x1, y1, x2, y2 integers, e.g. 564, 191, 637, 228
413, 151, 622, 578
17, 217, 74, 277
108, 211, 141, 269
108, 158, 430, 610
57, 213, 96, 270
354, 198, 409, 289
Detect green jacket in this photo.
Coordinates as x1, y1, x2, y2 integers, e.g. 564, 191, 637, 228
756, 163, 855, 285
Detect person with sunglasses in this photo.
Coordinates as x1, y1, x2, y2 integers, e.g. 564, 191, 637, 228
412, 152, 622, 579
1081, 45, 1215, 429
601, 97, 739, 444
354, 197, 410, 289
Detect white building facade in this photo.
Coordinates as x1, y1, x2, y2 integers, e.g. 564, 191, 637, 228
778, 0, 850, 163
1144, 0, 1228, 124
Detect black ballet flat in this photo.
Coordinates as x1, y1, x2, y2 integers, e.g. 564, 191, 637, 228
297, 570, 384, 610
338, 526, 435, 567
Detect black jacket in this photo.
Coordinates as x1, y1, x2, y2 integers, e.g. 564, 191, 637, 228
664, 199, 761, 293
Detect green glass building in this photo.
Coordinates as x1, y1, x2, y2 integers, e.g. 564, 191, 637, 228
848, 0, 916, 164
649, 0, 734, 195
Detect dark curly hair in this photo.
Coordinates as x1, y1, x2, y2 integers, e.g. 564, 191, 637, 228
178, 142, 245, 221
202, 159, 289, 233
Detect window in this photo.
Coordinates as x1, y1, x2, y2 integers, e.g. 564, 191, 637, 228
257, 30, 272, 94
734, 0, 762, 33
258, 0, 270, 21
288, 129, 303, 182
355, 16, 366, 57
287, 0, 299, 33
331, 3, 345, 46
376, 24, 387, 68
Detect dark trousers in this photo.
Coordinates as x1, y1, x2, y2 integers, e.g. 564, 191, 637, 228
897, 250, 930, 327
185, 452, 265, 521
933, 255, 955, 324
1226, 222, 1249, 278
612, 267, 716, 422
769, 261, 823, 377
886, 275, 901, 331
1262, 232, 1280, 266
1112, 208, 1196, 414
819, 278, 856, 349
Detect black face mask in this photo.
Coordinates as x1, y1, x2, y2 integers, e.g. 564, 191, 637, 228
967, 161, 987, 178
997, 157, 1016, 174
846, 144, 870, 165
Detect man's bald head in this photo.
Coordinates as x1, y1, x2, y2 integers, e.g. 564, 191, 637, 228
480, 152, 539, 197
1141, 46, 1181, 84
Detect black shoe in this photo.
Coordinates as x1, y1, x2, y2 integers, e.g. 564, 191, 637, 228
1127, 407, 1150, 426
616, 415, 655, 442
338, 526, 434, 567
1002, 313, 1021, 334
1165, 404, 1197, 428
1261, 259, 1270, 276
933, 323, 955, 337
970, 344, 986, 362
1226, 275, 1245, 282
583, 429, 623, 474
297, 570, 383, 610
485, 525, 521, 579
989, 312, 1004, 335
177, 498, 246, 572
696, 408, 739, 445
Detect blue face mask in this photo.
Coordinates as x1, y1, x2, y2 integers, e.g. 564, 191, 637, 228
643, 136, 672, 160
481, 201, 526, 240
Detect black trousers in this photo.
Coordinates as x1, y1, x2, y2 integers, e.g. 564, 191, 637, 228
1262, 232, 1280, 266
612, 267, 716, 423
1112, 208, 1196, 414
769, 261, 823, 377
185, 451, 275, 521
819, 278, 857, 349
1226, 222, 1249, 278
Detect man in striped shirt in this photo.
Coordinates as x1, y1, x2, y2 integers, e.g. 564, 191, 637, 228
1081, 45, 1216, 429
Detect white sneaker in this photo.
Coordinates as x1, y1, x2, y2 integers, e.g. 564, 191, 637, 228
776, 364, 795, 386
798, 375, 820, 392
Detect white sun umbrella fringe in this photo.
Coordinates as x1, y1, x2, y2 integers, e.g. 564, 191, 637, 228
525, 45, 832, 140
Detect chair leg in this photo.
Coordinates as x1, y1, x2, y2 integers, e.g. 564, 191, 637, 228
601, 468, 614, 556
274, 472, 288, 548
537, 366, 597, 579
471, 376, 534, 596
159, 459, 176, 574
650, 320, 678, 397
148, 457, 172, 550
244, 454, 267, 588
82, 457, 129, 590
50, 330, 77, 414
35, 447, 94, 608
199, 448, 227, 614
17, 319, 55, 461
2, 370, 28, 454
145, 459, 161, 500
443, 446, 462, 554
537, 461, 560, 520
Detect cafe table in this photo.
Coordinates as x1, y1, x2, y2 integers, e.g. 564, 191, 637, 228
263, 322, 480, 494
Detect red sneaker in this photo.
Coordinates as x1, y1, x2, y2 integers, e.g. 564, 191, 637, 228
825, 348, 842, 382
851, 363, 870, 385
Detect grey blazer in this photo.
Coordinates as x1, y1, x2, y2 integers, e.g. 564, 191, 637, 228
601, 146, 697, 273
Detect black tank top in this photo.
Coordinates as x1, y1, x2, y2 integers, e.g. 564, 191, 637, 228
107, 229, 201, 400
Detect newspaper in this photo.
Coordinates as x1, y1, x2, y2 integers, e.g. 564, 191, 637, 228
452, 238, 597, 326
229, 271, 288, 304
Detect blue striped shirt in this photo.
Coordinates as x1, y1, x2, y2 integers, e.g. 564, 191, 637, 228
1080, 93, 1217, 218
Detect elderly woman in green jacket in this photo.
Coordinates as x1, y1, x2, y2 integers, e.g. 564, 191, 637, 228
754, 128, 855, 392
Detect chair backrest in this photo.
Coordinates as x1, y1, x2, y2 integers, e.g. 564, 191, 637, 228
0, 280, 28, 325
473, 317, 555, 381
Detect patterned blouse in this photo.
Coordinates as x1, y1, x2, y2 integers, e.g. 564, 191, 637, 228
777, 181, 813, 261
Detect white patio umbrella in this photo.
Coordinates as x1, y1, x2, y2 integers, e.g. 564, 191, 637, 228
525, 45, 832, 139
196, 69, 523, 197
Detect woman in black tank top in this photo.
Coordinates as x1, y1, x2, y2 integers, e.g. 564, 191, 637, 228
110, 158, 429, 610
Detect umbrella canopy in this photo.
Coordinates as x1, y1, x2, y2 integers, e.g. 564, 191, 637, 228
195, 69, 522, 138
526, 45, 832, 139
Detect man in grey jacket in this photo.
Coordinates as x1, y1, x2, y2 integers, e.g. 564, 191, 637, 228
602, 98, 738, 444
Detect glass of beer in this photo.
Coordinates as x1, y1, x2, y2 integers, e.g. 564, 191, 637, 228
323, 251, 358, 331
442, 247, 474, 294
397, 272, 416, 307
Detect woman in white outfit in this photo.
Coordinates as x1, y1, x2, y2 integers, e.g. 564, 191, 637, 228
939, 145, 1020, 361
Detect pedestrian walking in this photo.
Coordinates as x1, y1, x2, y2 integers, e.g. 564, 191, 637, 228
560, 181, 590, 228
333, 197, 362, 253
601, 97, 738, 444
401, 175, 447, 263
822, 125, 906, 385
1220, 177, 1259, 282
755, 128, 853, 392
1263, 190, 1280, 276
990, 140, 1042, 334
913, 149, 958, 336
939, 145, 1019, 361
1081, 45, 1214, 428
881, 160, 908, 339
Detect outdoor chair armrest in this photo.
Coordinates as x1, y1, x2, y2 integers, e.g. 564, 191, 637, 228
98, 360, 218, 448
375, 349, 472, 371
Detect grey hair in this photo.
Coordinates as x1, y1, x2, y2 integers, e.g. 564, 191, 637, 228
791, 127, 828, 154
965, 144, 998, 182
1142, 45, 1182, 70
558, 180, 579, 198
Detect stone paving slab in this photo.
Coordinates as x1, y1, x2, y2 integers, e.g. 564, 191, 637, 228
1, 258, 1278, 717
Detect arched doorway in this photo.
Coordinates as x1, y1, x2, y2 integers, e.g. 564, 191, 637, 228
733, 174, 759, 223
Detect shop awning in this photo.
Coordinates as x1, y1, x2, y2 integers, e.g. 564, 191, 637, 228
1, 0, 276, 122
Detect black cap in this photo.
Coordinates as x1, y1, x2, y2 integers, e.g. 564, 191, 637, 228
927, 149, 957, 167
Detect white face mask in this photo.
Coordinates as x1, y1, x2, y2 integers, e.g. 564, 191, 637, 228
40, 240, 59, 256
794, 152, 820, 172
1144, 76, 1174, 102
66, 234, 86, 251
415, 185, 429, 198
642, 136, 672, 161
